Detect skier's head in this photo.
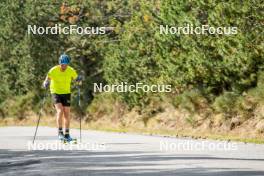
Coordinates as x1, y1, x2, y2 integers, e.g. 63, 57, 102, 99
59, 54, 70, 71
59, 54, 70, 65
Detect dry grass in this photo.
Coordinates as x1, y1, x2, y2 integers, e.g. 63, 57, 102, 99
1, 113, 264, 144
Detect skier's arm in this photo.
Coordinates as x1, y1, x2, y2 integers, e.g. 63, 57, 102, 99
72, 75, 83, 87
43, 76, 51, 89
71, 68, 82, 84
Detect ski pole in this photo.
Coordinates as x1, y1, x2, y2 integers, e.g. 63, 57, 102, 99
77, 85, 82, 143
32, 92, 48, 144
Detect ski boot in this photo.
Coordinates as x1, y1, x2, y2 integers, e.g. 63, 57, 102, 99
63, 134, 77, 144
58, 133, 65, 141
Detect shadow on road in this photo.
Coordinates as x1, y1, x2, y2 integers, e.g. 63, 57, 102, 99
0, 149, 264, 176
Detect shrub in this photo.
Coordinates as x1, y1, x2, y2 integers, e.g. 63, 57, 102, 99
86, 93, 120, 120
172, 90, 207, 114
0, 93, 34, 119
213, 92, 239, 118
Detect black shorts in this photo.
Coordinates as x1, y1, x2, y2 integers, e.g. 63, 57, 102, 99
52, 94, 71, 106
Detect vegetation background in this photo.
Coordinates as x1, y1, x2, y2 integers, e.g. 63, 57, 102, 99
0, 0, 263, 142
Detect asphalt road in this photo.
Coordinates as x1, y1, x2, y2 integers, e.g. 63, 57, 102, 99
0, 126, 264, 176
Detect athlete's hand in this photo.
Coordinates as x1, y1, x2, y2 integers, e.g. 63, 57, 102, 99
43, 80, 50, 89
76, 75, 83, 82
75, 75, 83, 86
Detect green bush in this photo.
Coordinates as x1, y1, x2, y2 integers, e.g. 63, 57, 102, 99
104, 0, 263, 108
213, 92, 239, 117
172, 90, 207, 113
86, 93, 120, 120
247, 72, 264, 104
234, 96, 256, 120
0, 0, 263, 118
0, 93, 35, 119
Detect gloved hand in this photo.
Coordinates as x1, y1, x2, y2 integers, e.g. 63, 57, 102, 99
43, 80, 50, 89
75, 75, 83, 86
76, 75, 83, 82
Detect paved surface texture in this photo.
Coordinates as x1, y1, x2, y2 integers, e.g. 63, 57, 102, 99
0, 126, 264, 176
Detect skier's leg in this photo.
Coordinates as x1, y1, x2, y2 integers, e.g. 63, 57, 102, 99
63, 106, 72, 140
54, 103, 64, 139
63, 106, 70, 130
61, 94, 72, 140
55, 103, 64, 128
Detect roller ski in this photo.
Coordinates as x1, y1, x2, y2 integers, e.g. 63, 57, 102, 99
60, 134, 77, 144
